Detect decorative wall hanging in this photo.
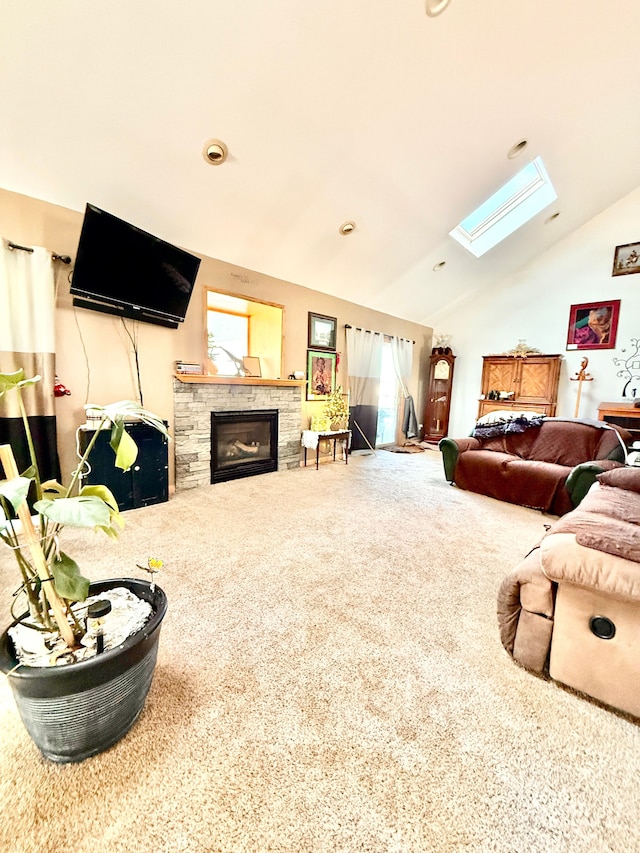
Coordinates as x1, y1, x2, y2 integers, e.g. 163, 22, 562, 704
308, 312, 337, 351
612, 242, 640, 276
613, 337, 640, 399
566, 300, 620, 350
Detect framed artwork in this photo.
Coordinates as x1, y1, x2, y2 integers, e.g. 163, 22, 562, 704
308, 312, 337, 351
242, 356, 261, 377
306, 349, 337, 400
566, 300, 620, 351
612, 242, 640, 276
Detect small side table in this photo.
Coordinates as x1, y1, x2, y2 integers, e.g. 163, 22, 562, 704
301, 430, 352, 469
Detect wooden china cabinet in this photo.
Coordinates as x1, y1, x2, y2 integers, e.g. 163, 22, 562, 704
477, 354, 562, 418
423, 347, 456, 443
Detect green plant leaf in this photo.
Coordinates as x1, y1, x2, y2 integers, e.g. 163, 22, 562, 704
51, 552, 90, 602
80, 485, 124, 535
34, 495, 111, 529
80, 484, 119, 512
0, 370, 41, 397
104, 401, 170, 438
0, 476, 31, 513
112, 427, 138, 472
40, 479, 67, 498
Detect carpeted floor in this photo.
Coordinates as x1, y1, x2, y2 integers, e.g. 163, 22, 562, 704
1, 451, 639, 852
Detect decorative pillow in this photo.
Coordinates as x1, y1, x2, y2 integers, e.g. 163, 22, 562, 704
597, 466, 640, 494
529, 420, 603, 468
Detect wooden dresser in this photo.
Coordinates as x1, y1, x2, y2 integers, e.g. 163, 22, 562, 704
477, 354, 562, 418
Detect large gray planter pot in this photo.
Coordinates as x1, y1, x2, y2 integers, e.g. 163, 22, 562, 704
0, 578, 167, 763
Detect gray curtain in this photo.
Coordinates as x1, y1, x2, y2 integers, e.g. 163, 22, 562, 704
0, 239, 60, 480
391, 336, 418, 440
346, 327, 383, 451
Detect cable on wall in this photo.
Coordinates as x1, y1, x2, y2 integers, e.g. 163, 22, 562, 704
121, 318, 144, 406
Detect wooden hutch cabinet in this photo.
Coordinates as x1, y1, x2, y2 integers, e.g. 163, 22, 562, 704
477, 354, 562, 418
423, 347, 456, 443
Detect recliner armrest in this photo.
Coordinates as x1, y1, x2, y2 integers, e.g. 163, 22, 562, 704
439, 436, 481, 482
565, 460, 625, 508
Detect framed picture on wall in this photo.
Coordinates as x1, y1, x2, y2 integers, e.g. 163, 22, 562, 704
306, 349, 337, 400
566, 299, 620, 350
612, 242, 640, 276
308, 312, 337, 351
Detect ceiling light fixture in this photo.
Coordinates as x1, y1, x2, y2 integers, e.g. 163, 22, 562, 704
339, 221, 356, 235
202, 139, 229, 165
507, 139, 528, 159
425, 0, 452, 17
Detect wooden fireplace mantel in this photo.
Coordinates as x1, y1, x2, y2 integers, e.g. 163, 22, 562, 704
174, 374, 306, 388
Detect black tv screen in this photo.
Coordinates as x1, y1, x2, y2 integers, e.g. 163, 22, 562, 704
70, 204, 201, 328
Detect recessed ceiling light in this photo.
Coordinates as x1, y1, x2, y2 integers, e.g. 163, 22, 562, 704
545, 211, 561, 224
202, 139, 228, 165
425, 0, 452, 16
339, 221, 356, 235
433, 261, 446, 271
507, 139, 528, 159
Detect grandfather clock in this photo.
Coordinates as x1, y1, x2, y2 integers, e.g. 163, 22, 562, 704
423, 347, 456, 443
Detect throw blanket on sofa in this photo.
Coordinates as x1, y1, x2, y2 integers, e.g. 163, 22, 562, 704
472, 414, 545, 439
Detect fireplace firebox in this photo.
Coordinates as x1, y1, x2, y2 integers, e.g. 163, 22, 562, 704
211, 409, 278, 483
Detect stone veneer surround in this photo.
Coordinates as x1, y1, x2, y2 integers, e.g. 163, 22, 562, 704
173, 377, 304, 490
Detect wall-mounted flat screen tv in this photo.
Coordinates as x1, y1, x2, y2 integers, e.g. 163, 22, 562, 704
70, 203, 201, 328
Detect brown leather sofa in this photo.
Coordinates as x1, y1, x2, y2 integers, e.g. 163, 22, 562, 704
440, 415, 629, 516
497, 466, 640, 719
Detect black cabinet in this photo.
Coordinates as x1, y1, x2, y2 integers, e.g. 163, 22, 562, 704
79, 421, 169, 511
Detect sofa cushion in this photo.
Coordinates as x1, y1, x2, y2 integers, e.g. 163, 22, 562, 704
455, 450, 572, 512
543, 482, 640, 565
479, 427, 540, 459
503, 458, 573, 513
529, 420, 603, 467
541, 532, 640, 600
597, 466, 640, 494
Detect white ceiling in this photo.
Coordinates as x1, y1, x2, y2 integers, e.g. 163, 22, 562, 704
2, 0, 640, 326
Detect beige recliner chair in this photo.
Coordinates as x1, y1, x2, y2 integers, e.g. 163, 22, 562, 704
497, 465, 640, 718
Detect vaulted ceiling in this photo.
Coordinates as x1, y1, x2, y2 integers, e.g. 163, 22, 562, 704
2, 1, 640, 326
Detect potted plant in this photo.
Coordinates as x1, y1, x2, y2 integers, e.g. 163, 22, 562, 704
0, 369, 169, 763
323, 386, 350, 430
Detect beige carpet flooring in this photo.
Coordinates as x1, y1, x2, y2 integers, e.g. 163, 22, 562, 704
1, 451, 639, 852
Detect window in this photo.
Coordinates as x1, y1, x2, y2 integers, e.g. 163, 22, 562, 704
207, 310, 249, 376
205, 289, 284, 378
449, 157, 557, 257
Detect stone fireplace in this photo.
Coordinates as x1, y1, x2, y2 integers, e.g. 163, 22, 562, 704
173, 376, 304, 490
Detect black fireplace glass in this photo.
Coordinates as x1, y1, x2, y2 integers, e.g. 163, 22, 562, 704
211, 410, 278, 483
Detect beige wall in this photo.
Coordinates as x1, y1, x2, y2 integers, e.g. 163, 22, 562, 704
1, 189, 432, 488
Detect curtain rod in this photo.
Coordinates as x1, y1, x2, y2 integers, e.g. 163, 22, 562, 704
344, 323, 415, 345
8, 241, 72, 265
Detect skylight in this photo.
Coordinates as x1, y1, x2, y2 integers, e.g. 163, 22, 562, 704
449, 156, 557, 257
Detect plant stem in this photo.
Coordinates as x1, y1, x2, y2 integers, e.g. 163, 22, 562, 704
16, 390, 43, 502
